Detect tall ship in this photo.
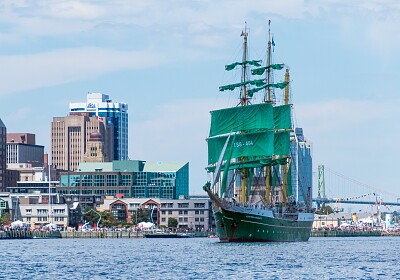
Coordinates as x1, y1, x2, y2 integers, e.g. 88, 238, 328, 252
203, 22, 314, 242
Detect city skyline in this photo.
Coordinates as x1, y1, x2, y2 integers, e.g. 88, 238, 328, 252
0, 1, 399, 197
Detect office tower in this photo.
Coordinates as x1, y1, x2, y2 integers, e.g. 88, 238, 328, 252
51, 113, 114, 171
291, 128, 313, 206
0, 118, 6, 191
69, 93, 128, 160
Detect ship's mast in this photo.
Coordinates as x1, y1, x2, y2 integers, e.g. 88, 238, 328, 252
265, 20, 272, 205
284, 69, 290, 105
241, 23, 248, 204
266, 20, 272, 103
281, 68, 290, 206
241, 23, 248, 106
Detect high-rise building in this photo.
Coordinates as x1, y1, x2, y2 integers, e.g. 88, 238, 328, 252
290, 128, 313, 206
69, 93, 128, 160
51, 113, 114, 172
0, 118, 6, 192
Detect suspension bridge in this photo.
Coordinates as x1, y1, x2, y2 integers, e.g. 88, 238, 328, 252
312, 165, 400, 210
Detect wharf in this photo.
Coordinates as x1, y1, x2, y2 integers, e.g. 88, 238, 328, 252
311, 230, 382, 237
0, 230, 61, 239
0, 230, 215, 239
61, 231, 210, 238
61, 231, 144, 238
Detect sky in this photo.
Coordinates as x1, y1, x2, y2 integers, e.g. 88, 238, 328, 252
1, 0, 400, 201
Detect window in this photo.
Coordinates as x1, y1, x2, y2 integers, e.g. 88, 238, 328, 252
26, 209, 32, 214
161, 218, 166, 222
54, 209, 65, 214
168, 210, 172, 215
94, 175, 105, 187
37, 209, 48, 215
178, 203, 189, 208
82, 175, 93, 187
120, 174, 131, 186
69, 175, 80, 187
161, 210, 166, 214
107, 174, 118, 186
194, 203, 205, 208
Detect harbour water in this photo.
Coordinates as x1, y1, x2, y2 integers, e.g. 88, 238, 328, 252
2, 237, 399, 279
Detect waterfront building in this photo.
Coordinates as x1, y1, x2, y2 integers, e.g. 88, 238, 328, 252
102, 197, 160, 224
159, 197, 212, 231
0, 118, 6, 192
19, 203, 69, 229
51, 113, 114, 172
313, 212, 371, 229
138, 162, 189, 199
102, 196, 212, 231
290, 127, 313, 206
69, 92, 128, 161
58, 160, 189, 209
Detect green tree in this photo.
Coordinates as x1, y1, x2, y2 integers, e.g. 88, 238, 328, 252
315, 205, 334, 215
0, 212, 11, 225
168, 217, 178, 228
82, 207, 101, 226
132, 209, 151, 224
99, 211, 118, 227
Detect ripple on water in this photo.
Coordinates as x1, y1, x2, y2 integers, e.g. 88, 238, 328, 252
1, 236, 400, 279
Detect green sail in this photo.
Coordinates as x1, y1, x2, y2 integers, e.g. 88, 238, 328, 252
209, 103, 273, 137
251, 64, 285, 75
207, 131, 274, 165
225, 60, 262, 71
274, 131, 290, 156
273, 104, 291, 129
219, 79, 266, 92
246, 81, 288, 97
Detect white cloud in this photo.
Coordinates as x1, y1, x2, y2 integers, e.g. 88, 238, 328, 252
0, 47, 166, 95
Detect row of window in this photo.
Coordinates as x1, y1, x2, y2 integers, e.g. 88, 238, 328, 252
161, 210, 205, 215
25, 209, 65, 214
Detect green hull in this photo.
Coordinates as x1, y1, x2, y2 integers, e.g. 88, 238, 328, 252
214, 207, 313, 242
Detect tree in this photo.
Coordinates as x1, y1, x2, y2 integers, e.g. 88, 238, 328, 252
0, 212, 11, 225
168, 217, 178, 228
315, 205, 334, 215
82, 207, 101, 226
132, 209, 151, 224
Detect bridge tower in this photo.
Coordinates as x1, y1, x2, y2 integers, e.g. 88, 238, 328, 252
317, 165, 326, 209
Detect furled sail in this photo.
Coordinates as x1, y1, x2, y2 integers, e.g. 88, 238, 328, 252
219, 79, 266, 92
225, 60, 262, 71
251, 63, 285, 75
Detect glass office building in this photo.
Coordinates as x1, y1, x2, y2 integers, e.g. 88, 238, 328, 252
69, 92, 128, 160
290, 128, 313, 206
58, 161, 189, 208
